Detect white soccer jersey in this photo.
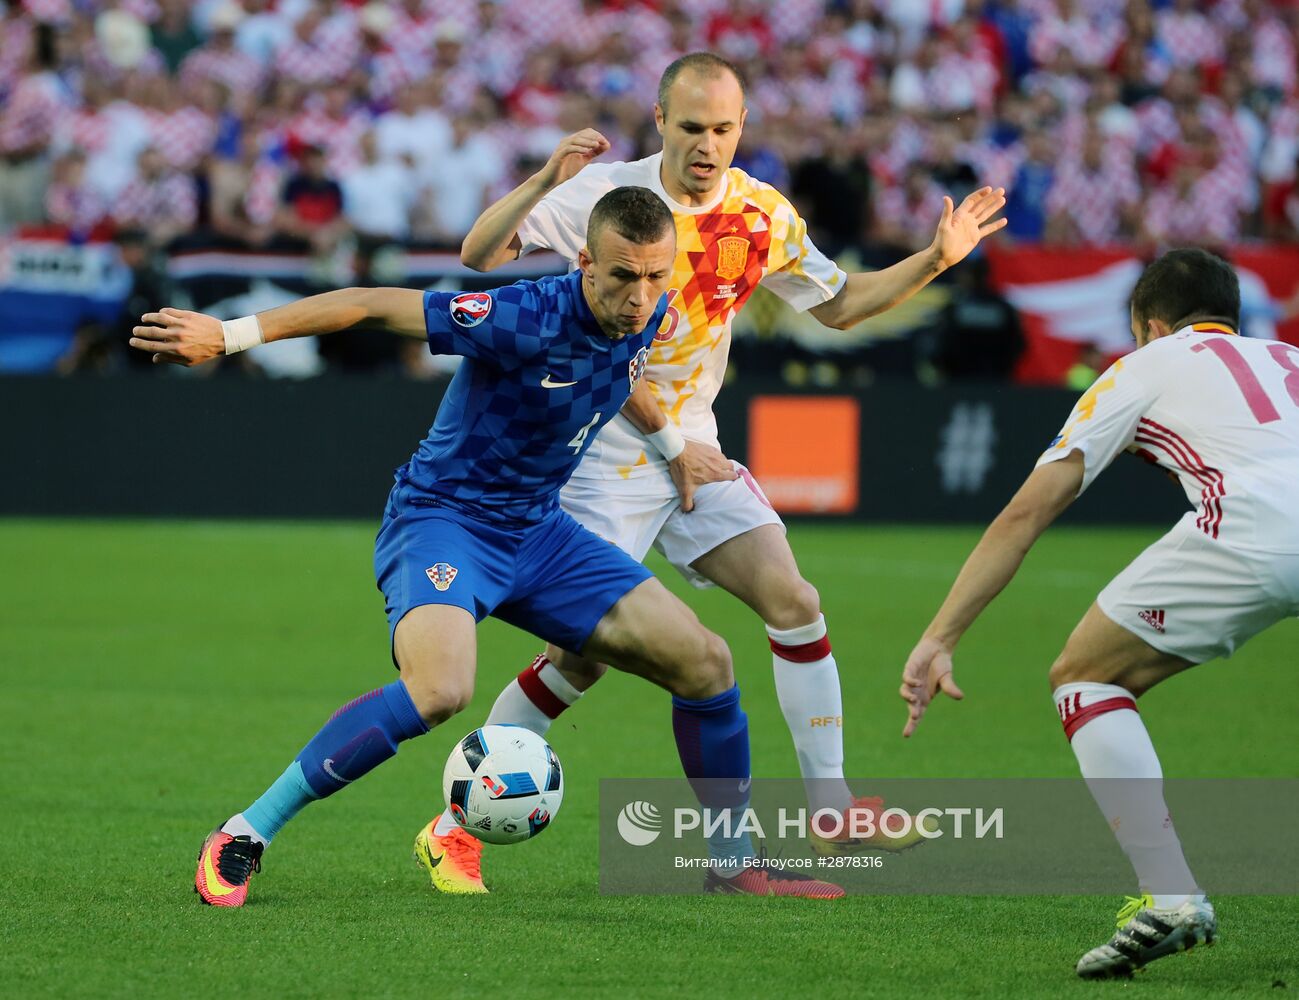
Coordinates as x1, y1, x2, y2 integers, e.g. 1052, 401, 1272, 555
516, 152, 847, 485
1038, 323, 1299, 552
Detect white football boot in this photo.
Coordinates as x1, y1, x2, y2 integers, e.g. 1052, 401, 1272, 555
1076, 894, 1217, 979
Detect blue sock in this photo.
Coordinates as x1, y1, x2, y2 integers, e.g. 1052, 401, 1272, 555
240, 762, 316, 843
236, 680, 428, 845
671, 685, 756, 875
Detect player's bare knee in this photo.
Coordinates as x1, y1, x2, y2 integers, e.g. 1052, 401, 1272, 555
763, 579, 821, 630
399, 669, 474, 726
684, 629, 734, 698
548, 646, 606, 690
1048, 647, 1103, 689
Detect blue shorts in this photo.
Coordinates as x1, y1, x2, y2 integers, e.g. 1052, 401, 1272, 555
374, 486, 652, 656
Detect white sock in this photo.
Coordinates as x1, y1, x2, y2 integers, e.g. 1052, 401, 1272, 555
767, 615, 854, 815
221, 812, 269, 848
1054, 681, 1201, 905
485, 654, 583, 737
433, 811, 460, 837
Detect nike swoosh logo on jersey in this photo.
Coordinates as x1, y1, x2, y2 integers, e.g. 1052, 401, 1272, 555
541, 374, 578, 388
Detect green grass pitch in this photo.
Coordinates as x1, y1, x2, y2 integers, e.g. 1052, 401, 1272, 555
2, 519, 1295, 998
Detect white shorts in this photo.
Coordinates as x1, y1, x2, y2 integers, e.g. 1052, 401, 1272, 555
1098, 513, 1299, 664
558, 463, 784, 588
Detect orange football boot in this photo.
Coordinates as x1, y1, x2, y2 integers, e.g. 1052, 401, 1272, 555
195, 828, 263, 907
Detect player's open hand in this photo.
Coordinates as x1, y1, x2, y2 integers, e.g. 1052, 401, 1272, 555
130, 308, 225, 367
669, 441, 738, 513
899, 635, 965, 738
537, 129, 611, 190
931, 187, 1007, 270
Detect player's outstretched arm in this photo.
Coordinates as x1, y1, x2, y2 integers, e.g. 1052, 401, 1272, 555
899, 452, 1083, 738
810, 187, 1007, 331
461, 128, 611, 272
620, 381, 737, 512
129, 287, 427, 367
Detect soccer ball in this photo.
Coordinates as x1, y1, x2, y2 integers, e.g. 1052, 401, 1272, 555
442, 725, 564, 845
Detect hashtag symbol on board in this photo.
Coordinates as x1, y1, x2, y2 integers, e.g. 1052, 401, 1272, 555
936, 402, 997, 494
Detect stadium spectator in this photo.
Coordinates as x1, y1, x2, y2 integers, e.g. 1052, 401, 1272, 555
1045, 126, 1140, 245
1112, 2, 1173, 101
352, 2, 421, 103
58, 228, 177, 374
1064, 343, 1106, 392
730, 119, 790, 191
9, 0, 1299, 383
790, 121, 872, 256
1143, 139, 1245, 247
873, 163, 949, 252
179, 3, 264, 101
506, 51, 565, 129
235, 0, 294, 69
207, 131, 282, 248
146, 78, 219, 174
927, 121, 981, 200
288, 81, 370, 178
706, 0, 775, 62
151, 0, 202, 74
44, 148, 106, 236
1004, 128, 1057, 241
0, 22, 69, 228
1028, 0, 1121, 69
276, 5, 351, 88
447, 5, 515, 105
1156, 0, 1223, 70
923, 256, 1025, 381
892, 32, 985, 114
92, 8, 164, 79
1246, 0, 1297, 98
374, 77, 451, 173
341, 130, 416, 242
0, 3, 35, 94
113, 145, 198, 247
274, 144, 348, 253
388, 0, 445, 61
414, 113, 505, 245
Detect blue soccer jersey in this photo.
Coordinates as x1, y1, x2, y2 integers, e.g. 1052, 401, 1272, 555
395, 268, 665, 525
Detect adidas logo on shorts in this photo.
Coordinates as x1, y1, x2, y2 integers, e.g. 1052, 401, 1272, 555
1138, 608, 1167, 633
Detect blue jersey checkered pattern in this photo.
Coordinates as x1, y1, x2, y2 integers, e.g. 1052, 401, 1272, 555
395, 269, 666, 525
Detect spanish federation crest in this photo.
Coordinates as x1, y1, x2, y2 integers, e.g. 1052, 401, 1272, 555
425, 562, 458, 591
629, 345, 649, 391
715, 235, 751, 282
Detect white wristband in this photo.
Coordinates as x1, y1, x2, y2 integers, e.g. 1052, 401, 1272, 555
646, 423, 686, 461
221, 315, 264, 355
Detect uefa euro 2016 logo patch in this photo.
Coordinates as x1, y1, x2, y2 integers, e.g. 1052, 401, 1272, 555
450, 292, 493, 328
425, 563, 458, 591
629, 346, 649, 391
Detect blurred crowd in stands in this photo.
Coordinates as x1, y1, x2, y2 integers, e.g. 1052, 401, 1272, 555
7, 0, 1299, 252
5, 0, 1299, 378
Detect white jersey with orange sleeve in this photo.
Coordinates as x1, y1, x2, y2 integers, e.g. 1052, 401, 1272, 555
516, 152, 847, 485
1037, 323, 1299, 553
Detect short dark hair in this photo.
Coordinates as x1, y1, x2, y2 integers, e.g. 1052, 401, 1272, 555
586, 186, 675, 257
1130, 247, 1240, 330
657, 51, 747, 115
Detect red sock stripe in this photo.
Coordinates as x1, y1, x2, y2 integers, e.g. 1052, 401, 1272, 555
769, 635, 833, 663
1060, 695, 1138, 741
516, 658, 568, 720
